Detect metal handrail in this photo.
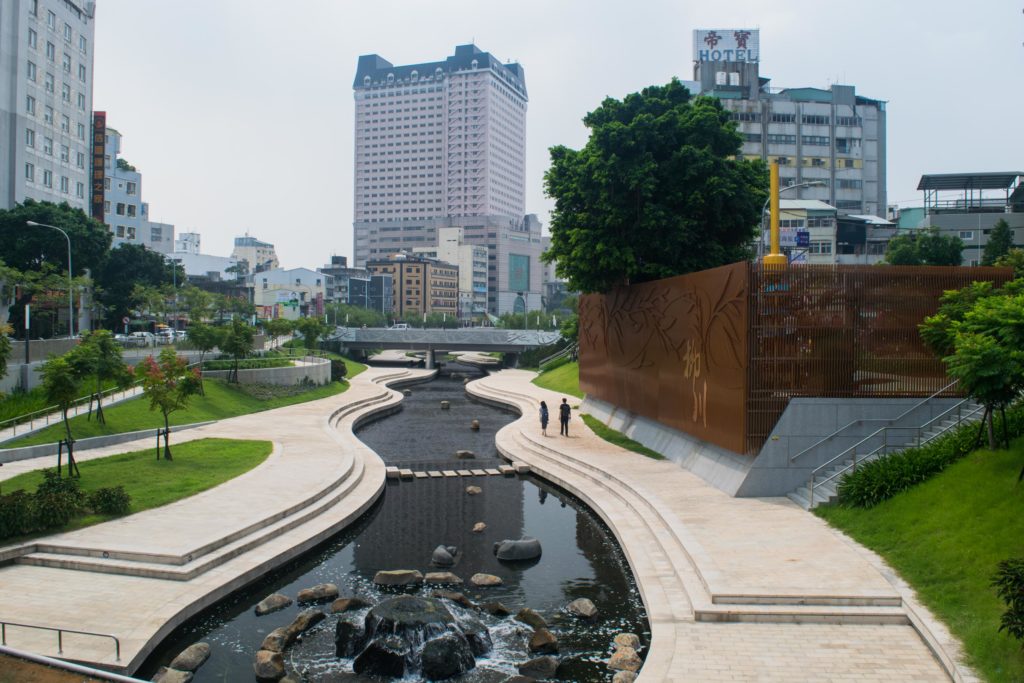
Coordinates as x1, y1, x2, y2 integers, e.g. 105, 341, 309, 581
539, 342, 576, 369
0, 381, 143, 437
807, 399, 984, 506
789, 378, 960, 463
0, 620, 120, 661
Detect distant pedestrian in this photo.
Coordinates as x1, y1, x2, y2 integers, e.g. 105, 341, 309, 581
558, 398, 571, 436
539, 400, 550, 436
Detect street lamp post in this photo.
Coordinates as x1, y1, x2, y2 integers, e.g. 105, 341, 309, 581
757, 180, 828, 260
26, 220, 74, 337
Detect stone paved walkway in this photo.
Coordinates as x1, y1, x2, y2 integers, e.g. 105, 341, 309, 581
0, 367, 431, 673
467, 370, 973, 682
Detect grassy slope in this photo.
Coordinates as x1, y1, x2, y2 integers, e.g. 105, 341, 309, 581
532, 361, 583, 399
817, 445, 1024, 682
1, 438, 272, 533
581, 414, 666, 460
5, 377, 350, 447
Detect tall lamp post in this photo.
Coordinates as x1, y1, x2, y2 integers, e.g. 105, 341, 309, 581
757, 179, 828, 260
26, 220, 74, 337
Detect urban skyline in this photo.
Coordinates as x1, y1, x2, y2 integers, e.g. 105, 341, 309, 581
75, 1, 1024, 270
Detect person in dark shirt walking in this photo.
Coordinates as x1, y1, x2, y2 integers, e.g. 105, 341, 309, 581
558, 398, 571, 436
539, 400, 549, 436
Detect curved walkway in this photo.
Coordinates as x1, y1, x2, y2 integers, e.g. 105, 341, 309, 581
0, 367, 432, 673
467, 370, 975, 683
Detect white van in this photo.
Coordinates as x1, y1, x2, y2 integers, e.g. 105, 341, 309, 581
390, 323, 409, 330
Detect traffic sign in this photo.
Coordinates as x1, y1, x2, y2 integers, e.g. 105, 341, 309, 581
122, 316, 130, 324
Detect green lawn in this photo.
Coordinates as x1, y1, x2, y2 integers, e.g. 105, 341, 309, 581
581, 414, 666, 460
532, 361, 583, 399
3, 376, 354, 448
817, 445, 1024, 682
1, 438, 272, 534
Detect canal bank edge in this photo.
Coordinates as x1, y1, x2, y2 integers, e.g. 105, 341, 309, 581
466, 370, 973, 683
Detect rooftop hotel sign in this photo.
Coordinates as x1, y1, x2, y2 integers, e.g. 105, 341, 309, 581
693, 29, 760, 63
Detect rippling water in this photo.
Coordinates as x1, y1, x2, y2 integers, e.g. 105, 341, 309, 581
139, 369, 649, 682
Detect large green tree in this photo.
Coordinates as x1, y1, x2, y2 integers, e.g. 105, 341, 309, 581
884, 229, 964, 266
982, 219, 1015, 266
295, 316, 329, 351
94, 243, 180, 328
543, 78, 767, 293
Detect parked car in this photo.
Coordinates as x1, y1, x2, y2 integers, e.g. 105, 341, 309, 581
156, 329, 175, 345
129, 331, 157, 347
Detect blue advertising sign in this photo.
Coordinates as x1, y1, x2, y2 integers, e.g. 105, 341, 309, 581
796, 231, 810, 248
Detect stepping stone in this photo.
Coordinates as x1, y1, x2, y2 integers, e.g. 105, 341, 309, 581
386, 467, 400, 480
414, 471, 429, 479
456, 470, 472, 476
399, 469, 414, 479
470, 469, 487, 476
443, 471, 459, 478
485, 469, 501, 475
428, 471, 443, 478
499, 465, 516, 476
515, 463, 531, 474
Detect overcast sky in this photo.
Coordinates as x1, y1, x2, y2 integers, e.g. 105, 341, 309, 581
92, 1, 1023, 269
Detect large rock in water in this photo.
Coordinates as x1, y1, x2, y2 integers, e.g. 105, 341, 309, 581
254, 593, 293, 616
431, 545, 457, 567
353, 635, 409, 677
420, 633, 476, 680
260, 628, 288, 653
529, 627, 559, 654
567, 597, 598, 619
459, 615, 493, 656
335, 619, 366, 658
331, 596, 373, 614
515, 607, 547, 629
608, 646, 642, 672
363, 596, 455, 648
518, 655, 559, 679
424, 571, 462, 585
431, 589, 474, 609
613, 633, 641, 651
297, 583, 339, 604
284, 608, 325, 643
373, 569, 423, 586
168, 642, 210, 672
613, 672, 638, 683
253, 649, 286, 682
152, 668, 192, 683
469, 573, 502, 587
493, 537, 542, 561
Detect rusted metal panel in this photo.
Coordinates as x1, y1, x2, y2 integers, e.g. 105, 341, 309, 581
579, 262, 749, 454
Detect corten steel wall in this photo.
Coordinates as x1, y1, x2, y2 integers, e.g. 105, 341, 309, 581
745, 264, 1012, 453
578, 262, 750, 454
580, 262, 1013, 457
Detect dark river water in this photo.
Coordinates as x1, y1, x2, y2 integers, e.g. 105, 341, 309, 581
139, 367, 649, 682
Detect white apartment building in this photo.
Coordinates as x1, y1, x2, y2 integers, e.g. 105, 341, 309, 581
253, 267, 329, 321
693, 29, 886, 216
175, 231, 201, 254
352, 44, 539, 315
413, 227, 488, 320
102, 127, 174, 253
0, 0, 96, 210
232, 234, 279, 274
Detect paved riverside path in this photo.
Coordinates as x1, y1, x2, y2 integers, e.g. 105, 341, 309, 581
0, 367, 432, 674
468, 370, 972, 682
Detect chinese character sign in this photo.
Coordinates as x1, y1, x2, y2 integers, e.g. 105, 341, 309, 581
693, 29, 759, 63
91, 111, 106, 221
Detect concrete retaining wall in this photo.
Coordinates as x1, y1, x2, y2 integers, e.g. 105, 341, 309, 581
202, 357, 330, 386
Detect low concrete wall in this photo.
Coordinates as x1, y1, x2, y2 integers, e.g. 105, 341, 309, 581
584, 395, 967, 498
10, 338, 78, 363
0, 362, 44, 393
202, 357, 330, 386
0, 421, 216, 464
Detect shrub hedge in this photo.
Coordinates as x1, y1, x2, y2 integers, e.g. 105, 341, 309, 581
993, 557, 1024, 647
0, 470, 132, 539
837, 403, 1024, 508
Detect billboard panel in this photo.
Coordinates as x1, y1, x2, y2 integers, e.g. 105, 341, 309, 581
508, 254, 530, 292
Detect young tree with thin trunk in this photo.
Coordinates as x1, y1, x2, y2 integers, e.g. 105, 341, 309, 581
40, 354, 82, 476
220, 318, 254, 383
68, 330, 133, 424
136, 348, 201, 461
186, 322, 221, 394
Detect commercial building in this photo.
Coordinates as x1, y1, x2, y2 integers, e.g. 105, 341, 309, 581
174, 231, 201, 254
0, 0, 96, 211
413, 227, 488, 321
692, 29, 886, 216
366, 254, 458, 319
774, 199, 894, 265
352, 44, 541, 315
231, 234, 279, 274
252, 267, 329, 321
102, 126, 174, 253
913, 172, 1024, 265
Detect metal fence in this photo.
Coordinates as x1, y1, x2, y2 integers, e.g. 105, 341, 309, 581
745, 263, 1013, 453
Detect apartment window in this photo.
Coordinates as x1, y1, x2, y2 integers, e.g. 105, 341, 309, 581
730, 112, 761, 123
76, 122, 85, 140
25, 128, 35, 148
127, 205, 137, 217
60, 176, 69, 193
76, 151, 85, 168
77, 92, 85, 110
44, 105, 53, 123
770, 112, 795, 123
47, 10, 55, 29
801, 135, 830, 146
62, 52, 71, 72
27, 60, 37, 81
43, 137, 53, 155
104, 177, 110, 189
837, 179, 862, 190
767, 134, 796, 145
959, 230, 974, 240
126, 227, 137, 240
44, 72, 54, 93
63, 23, 72, 42
806, 217, 834, 228
26, 95, 36, 115
77, 64, 86, 82
46, 41, 55, 61
104, 200, 110, 213
60, 114, 69, 133
115, 225, 125, 237
126, 181, 137, 195
116, 202, 125, 215
30, 0, 38, 17
151, 227, 163, 242
76, 182, 84, 198
60, 144, 69, 162
25, 163, 35, 181
802, 114, 830, 125
808, 240, 833, 255
61, 82, 70, 101
28, 28, 38, 48
78, 35, 87, 53
42, 169, 52, 187
836, 115, 861, 127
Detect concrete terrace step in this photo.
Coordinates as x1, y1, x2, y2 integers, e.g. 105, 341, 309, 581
695, 603, 910, 625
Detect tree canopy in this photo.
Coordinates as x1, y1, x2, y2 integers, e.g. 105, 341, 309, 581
136, 349, 201, 460
982, 219, 1015, 266
0, 200, 111, 277
884, 229, 964, 266
543, 78, 767, 293
94, 243, 179, 328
